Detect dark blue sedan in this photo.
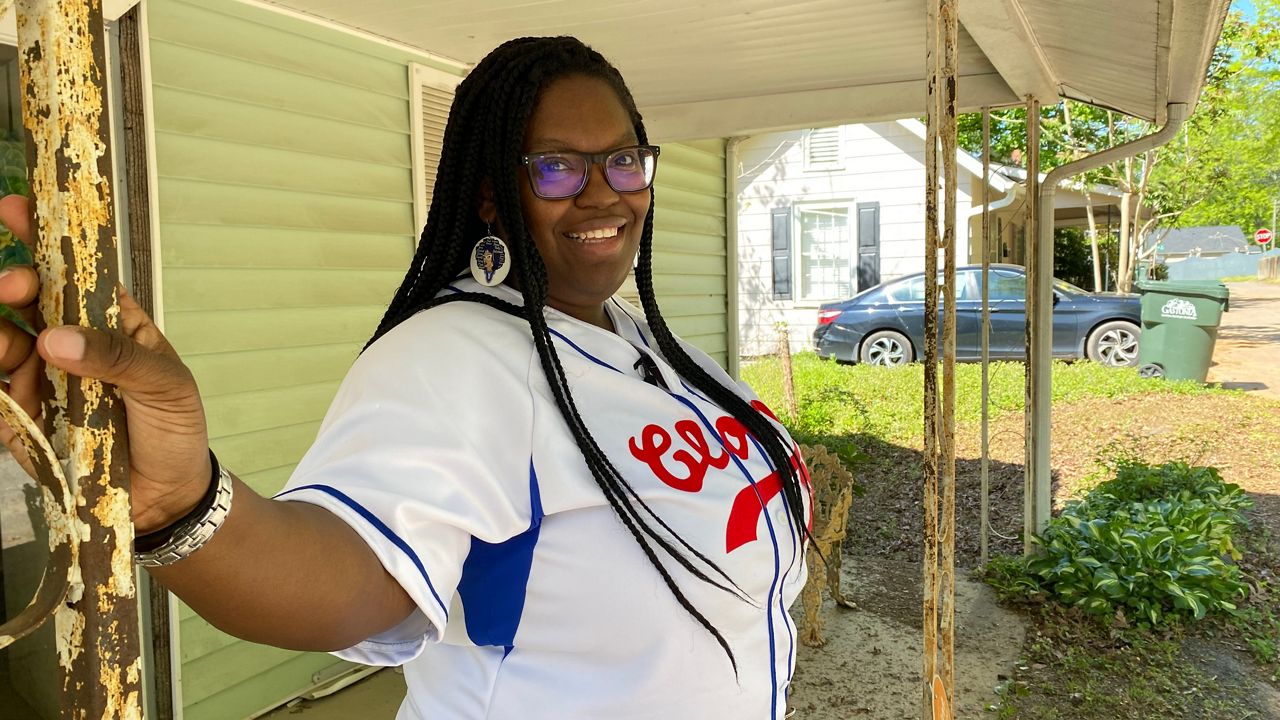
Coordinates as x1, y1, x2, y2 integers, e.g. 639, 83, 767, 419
813, 265, 1141, 367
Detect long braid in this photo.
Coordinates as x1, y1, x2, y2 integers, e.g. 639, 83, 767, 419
632, 201, 812, 545
364, 37, 810, 674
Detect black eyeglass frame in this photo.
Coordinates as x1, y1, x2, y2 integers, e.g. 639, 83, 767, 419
519, 144, 662, 200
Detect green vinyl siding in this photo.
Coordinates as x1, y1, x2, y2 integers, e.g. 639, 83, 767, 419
629, 138, 731, 364
145, 1, 463, 718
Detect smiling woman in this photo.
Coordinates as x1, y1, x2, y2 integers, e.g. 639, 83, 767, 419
0, 34, 812, 720
497, 75, 653, 329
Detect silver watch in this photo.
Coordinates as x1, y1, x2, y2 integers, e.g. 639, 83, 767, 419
135, 462, 234, 568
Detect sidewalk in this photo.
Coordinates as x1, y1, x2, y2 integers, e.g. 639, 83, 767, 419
1207, 280, 1280, 399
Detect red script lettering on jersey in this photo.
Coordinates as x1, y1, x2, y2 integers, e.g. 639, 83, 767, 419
627, 400, 809, 553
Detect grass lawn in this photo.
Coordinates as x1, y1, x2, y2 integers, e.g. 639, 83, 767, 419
742, 353, 1280, 719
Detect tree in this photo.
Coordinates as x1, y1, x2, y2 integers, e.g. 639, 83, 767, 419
1147, 1, 1280, 235
958, 0, 1280, 290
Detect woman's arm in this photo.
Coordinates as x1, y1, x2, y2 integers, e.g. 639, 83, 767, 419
0, 194, 414, 651
149, 477, 416, 651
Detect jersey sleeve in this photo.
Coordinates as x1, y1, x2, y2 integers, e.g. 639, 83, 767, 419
274, 306, 537, 665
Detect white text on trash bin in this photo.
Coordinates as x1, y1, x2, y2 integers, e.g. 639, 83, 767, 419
1159, 298, 1198, 320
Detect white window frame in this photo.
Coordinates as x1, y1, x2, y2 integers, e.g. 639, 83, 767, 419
410, 63, 462, 238
803, 126, 844, 171
793, 200, 857, 306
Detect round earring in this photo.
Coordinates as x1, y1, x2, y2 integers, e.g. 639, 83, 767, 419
470, 224, 511, 287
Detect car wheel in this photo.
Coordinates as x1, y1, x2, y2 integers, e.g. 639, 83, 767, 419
1087, 320, 1140, 367
859, 330, 913, 367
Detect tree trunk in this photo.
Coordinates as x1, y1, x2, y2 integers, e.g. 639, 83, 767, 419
1117, 190, 1134, 292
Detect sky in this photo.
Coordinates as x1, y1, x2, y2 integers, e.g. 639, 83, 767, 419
1234, 0, 1259, 19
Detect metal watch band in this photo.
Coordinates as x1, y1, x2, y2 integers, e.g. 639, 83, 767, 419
135, 461, 234, 568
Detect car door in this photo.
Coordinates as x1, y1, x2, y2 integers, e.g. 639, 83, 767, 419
951, 270, 983, 359
985, 268, 1028, 358
1050, 282, 1087, 357
883, 274, 928, 351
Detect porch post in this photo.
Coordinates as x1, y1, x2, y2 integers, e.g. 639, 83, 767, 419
1023, 96, 1048, 553
922, 0, 958, 715
980, 107, 991, 565
14, 0, 143, 716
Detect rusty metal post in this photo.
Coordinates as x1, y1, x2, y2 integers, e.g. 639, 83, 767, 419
921, 0, 941, 714
15, 0, 142, 717
777, 324, 797, 420
923, 1, 958, 716
937, 0, 958, 710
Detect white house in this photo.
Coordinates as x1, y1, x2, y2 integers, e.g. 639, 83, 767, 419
735, 118, 1130, 356
736, 119, 998, 355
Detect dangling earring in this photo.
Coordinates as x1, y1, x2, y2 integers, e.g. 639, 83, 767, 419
470, 224, 511, 287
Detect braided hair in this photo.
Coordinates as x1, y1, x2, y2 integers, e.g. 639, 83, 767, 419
367, 36, 809, 673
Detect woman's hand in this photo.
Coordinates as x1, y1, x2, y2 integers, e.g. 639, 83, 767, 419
0, 195, 416, 648
0, 194, 212, 533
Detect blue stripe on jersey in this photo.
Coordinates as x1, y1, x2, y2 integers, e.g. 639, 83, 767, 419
670, 395, 784, 719
276, 484, 449, 620
456, 461, 544, 648
748, 434, 802, 689
547, 327, 622, 372
610, 299, 652, 348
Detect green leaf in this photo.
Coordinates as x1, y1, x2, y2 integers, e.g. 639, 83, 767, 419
0, 234, 32, 271
0, 303, 35, 336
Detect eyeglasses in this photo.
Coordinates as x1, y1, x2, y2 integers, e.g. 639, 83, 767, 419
520, 144, 661, 200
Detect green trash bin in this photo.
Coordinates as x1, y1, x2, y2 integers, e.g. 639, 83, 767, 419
1135, 280, 1230, 382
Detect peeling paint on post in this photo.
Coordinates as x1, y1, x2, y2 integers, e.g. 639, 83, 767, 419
938, 0, 959, 712
15, 1, 142, 718
923, 0, 959, 717
921, 0, 940, 715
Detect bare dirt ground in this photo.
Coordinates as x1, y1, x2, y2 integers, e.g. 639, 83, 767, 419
1207, 280, 1280, 400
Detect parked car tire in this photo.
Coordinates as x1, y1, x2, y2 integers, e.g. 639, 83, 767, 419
859, 330, 913, 367
1086, 320, 1140, 367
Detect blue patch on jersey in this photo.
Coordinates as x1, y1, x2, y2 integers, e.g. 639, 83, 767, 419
457, 461, 544, 648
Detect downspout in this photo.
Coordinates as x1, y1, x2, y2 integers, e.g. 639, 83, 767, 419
1026, 102, 1188, 536
967, 182, 1021, 255
968, 183, 1021, 217
725, 136, 743, 379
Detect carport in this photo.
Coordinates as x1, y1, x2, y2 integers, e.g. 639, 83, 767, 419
0, 0, 1229, 717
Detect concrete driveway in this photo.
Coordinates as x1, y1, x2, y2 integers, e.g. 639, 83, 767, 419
1206, 281, 1280, 400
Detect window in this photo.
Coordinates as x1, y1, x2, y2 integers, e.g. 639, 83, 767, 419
410, 63, 461, 235
887, 276, 926, 302
885, 272, 978, 302
804, 127, 842, 170
988, 269, 1027, 301
797, 206, 852, 302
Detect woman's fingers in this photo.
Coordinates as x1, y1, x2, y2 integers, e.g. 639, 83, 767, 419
0, 265, 38, 309
0, 319, 34, 371
0, 194, 32, 243
38, 325, 194, 403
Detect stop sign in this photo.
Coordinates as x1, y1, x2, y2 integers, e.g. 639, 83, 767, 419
1257, 228, 1274, 245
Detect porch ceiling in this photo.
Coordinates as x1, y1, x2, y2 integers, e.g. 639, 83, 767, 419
260, 0, 1228, 140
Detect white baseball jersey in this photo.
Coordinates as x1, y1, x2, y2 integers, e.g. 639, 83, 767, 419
277, 277, 809, 719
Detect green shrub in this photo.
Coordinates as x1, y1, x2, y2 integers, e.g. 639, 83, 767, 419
1009, 461, 1252, 626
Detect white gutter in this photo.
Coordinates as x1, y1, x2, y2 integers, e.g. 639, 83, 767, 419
967, 182, 1021, 218
1025, 102, 1189, 535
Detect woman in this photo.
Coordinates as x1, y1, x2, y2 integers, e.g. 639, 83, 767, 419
0, 37, 809, 719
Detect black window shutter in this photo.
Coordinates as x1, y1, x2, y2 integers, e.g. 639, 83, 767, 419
856, 202, 881, 289
771, 207, 792, 300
